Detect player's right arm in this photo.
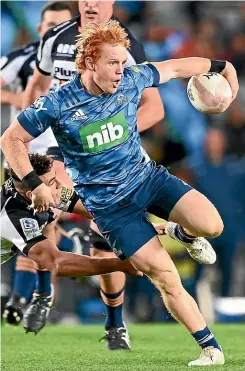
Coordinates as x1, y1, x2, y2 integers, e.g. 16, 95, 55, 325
0, 95, 59, 209
28, 239, 142, 277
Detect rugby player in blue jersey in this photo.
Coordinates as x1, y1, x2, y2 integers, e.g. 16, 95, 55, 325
1, 21, 239, 365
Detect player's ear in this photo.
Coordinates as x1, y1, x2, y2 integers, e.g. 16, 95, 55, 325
85, 57, 95, 71
37, 24, 42, 36
26, 190, 32, 200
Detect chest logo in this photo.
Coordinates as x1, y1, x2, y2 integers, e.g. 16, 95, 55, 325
79, 112, 128, 153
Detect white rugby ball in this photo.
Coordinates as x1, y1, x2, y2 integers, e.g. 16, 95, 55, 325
187, 72, 232, 114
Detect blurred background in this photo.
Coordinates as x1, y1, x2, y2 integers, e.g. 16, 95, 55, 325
1, 0, 245, 326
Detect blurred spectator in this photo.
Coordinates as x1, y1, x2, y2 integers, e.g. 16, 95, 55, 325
224, 101, 245, 158
188, 128, 245, 296
228, 33, 245, 76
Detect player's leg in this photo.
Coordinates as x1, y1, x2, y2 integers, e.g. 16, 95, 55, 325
23, 221, 58, 334
22, 154, 66, 334
2, 166, 37, 325
149, 170, 223, 264
130, 235, 224, 366
90, 227, 130, 350
53, 155, 131, 349
3, 254, 37, 325
169, 188, 223, 237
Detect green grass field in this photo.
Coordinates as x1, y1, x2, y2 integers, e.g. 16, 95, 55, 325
1, 324, 244, 371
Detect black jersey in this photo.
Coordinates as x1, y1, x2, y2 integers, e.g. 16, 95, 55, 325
0, 41, 59, 123
0, 178, 56, 262
36, 16, 146, 81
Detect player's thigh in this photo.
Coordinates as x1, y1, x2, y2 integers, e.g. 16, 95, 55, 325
169, 188, 223, 237
53, 160, 74, 188
130, 235, 181, 288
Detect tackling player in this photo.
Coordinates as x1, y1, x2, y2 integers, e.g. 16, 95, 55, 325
22, 0, 164, 350
0, 153, 142, 333
1, 21, 239, 366
0, 1, 73, 326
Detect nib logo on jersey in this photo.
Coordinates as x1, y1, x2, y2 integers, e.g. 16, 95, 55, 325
80, 112, 128, 153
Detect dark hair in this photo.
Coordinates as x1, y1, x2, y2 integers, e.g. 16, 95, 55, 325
9, 153, 54, 183
41, 1, 72, 21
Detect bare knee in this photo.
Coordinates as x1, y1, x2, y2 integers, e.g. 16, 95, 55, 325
202, 217, 224, 238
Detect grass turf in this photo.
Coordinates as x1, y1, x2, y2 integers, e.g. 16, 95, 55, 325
1, 324, 244, 371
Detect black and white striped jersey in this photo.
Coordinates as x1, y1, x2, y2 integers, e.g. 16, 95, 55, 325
0, 42, 38, 122
0, 41, 38, 92
36, 16, 146, 81
0, 178, 56, 263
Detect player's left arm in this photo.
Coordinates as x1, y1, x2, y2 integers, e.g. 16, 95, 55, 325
125, 37, 164, 132
137, 88, 164, 132
56, 185, 92, 219
151, 58, 239, 100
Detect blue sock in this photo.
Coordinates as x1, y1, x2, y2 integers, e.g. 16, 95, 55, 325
36, 270, 52, 296
175, 225, 195, 242
101, 288, 124, 329
192, 327, 221, 350
13, 271, 37, 303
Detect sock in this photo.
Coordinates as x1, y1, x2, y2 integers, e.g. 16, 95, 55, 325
175, 225, 196, 243
100, 288, 124, 329
192, 327, 222, 351
13, 255, 37, 303
36, 270, 52, 296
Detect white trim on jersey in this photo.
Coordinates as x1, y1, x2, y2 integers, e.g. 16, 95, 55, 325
0, 197, 27, 252
37, 20, 77, 75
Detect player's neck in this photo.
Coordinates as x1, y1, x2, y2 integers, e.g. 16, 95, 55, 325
81, 72, 104, 96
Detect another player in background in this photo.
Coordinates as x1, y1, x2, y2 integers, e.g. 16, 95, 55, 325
2, 21, 239, 366
1, 153, 142, 334
22, 0, 164, 350
0, 1, 73, 326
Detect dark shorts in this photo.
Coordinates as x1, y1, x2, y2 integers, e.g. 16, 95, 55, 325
46, 146, 64, 163
93, 165, 192, 260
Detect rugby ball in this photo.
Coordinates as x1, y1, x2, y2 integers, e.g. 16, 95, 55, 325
187, 72, 232, 114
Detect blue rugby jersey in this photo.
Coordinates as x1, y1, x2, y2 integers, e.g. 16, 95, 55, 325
17, 64, 160, 211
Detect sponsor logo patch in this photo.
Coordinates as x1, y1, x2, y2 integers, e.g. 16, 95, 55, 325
79, 112, 128, 153
20, 218, 42, 241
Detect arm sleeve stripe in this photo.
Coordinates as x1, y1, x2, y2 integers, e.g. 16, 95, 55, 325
36, 62, 52, 76
146, 64, 160, 87
23, 235, 47, 256
17, 112, 41, 137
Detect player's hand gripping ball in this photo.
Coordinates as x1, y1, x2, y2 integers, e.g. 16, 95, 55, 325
187, 72, 232, 114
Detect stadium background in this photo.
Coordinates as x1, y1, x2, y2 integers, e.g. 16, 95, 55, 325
1, 0, 245, 327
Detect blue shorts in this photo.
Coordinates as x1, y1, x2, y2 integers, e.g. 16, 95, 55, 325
93, 165, 192, 260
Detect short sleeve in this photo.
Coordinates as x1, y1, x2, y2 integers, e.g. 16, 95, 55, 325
0, 198, 47, 256
17, 94, 59, 138
36, 30, 54, 76
124, 63, 160, 93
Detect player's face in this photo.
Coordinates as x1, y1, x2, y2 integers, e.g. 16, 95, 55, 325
38, 10, 72, 37
93, 44, 127, 94
39, 168, 62, 194
79, 1, 114, 25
